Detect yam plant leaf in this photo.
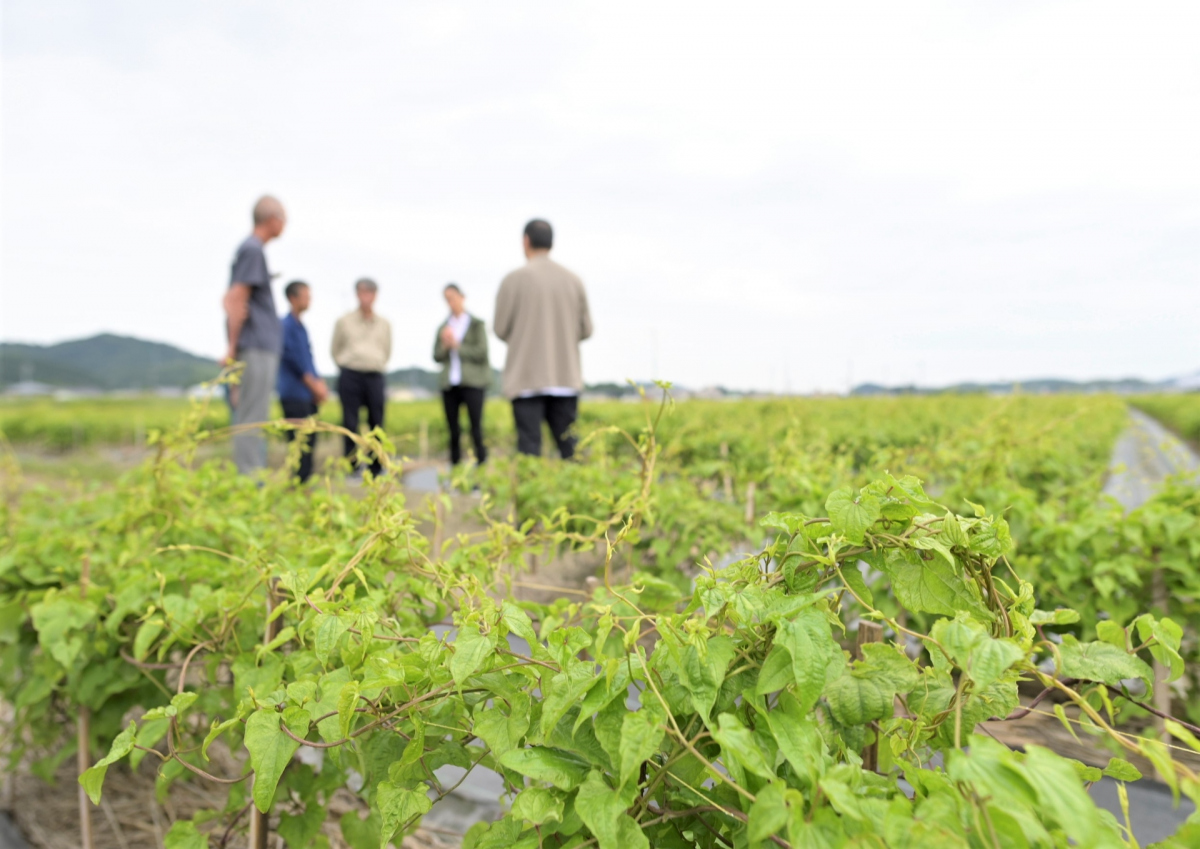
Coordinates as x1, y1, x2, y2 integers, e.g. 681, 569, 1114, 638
1020, 746, 1122, 848
773, 608, 839, 714
133, 617, 165, 662
886, 551, 992, 620
749, 780, 789, 844
163, 820, 208, 849
450, 623, 494, 686
245, 706, 309, 813
574, 771, 646, 849
1057, 635, 1152, 688
712, 713, 775, 779
540, 661, 598, 737
1102, 758, 1142, 782
201, 717, 240, 762
825, 488, 881, 544
855, 643, 921, 694
1133, 614, 1184, 681
336, 680, 360, 740
474, 696, 531, 759
766, 695, 825, 785
498, 746, 591, 791
755, 644, 795, 695
79, 721, 137, 804
30, 592, 96, 668
825, 674, 890, 726
313, 613, 352, 665
679, 636, 736, 720
377, 780, 432, 848
618, 709, 664, 788
930, 614, 1025, 689
339, 810, 381, 849
511, 787, 565, 825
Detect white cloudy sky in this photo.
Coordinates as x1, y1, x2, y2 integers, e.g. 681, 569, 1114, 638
2, 1, 1198, 392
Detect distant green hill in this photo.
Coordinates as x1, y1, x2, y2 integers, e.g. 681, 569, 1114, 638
0, 333, 494, 393
0, 334, 221, 390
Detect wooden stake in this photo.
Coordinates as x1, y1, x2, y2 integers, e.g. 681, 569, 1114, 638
248, 581, 281, 849
77, 557, 94, 849
855, 621, 884, 772
744, 481, 756, 526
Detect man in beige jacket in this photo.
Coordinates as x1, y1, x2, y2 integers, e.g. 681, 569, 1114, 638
494, 219, 593, 458
331, 278, 392, 477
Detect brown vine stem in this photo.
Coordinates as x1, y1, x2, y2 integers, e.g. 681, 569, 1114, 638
1105, 685, 1200, 737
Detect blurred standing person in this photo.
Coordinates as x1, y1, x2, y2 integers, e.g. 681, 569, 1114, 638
223, 195, 286, 474
278, 280, 328, 483
433, 283, 490, 466
494, 219, 592, 459
331, 278, 391, 478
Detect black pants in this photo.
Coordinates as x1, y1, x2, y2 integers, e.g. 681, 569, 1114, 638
281, 398, 318, 483
442, 386, 487, 465
338, 369, 386, 475
512, 395, 578, 459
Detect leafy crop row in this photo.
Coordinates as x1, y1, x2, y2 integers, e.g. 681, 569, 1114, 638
1, 390, 1198, 847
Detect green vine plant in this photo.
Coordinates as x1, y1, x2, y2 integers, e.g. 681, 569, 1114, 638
1, 381, 1198, 849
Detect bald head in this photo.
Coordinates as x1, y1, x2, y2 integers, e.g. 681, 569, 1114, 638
251, 195, 286, 242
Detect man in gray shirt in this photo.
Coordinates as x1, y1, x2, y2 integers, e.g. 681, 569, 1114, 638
223, 195, 286, 474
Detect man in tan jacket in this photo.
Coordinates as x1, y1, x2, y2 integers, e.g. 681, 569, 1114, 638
331, 278, 392, 477
494, 219, 593, 458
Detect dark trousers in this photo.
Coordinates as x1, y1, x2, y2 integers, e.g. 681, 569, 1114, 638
442, 386, 487, 465
281, 398, 318, 483
338, 369, 386, 475
512, 395, 578, 459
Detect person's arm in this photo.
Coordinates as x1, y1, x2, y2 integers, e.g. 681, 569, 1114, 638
494, 278, 514, 341
459, 320, 489, 364
223, 284, 252, 363
302, 373, 328, 404
279, 321, 304, 375
382, 320, 392, 367
578, 283, 594, 341
298, 328, 327, 403
433, 323, 450, 363
330, 317, 345, 366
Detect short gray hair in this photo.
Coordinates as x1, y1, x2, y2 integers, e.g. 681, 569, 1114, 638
355, 277, 378, 293
252, 195, 285, 225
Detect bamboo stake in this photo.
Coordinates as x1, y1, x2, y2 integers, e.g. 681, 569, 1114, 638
248, 581, 281, 849
77, 556, 94, 849
855, 621, 884, 772
744, 482, 756, 526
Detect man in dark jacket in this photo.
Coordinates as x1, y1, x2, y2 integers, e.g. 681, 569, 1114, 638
433, 283, 490, 465
277, 281, 328, 482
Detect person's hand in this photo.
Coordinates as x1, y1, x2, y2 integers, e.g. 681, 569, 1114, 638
314, 380, 329, 405
222, 346, 239, 367
440, 326, 457, 348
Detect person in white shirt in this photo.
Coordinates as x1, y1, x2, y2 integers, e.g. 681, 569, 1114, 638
432, 284, 490, 465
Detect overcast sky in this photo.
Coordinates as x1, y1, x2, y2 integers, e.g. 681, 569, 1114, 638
3, 1, 1198, 392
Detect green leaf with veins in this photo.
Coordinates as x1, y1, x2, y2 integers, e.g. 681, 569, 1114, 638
825, 488, 882, 544
245, 706, 309, 813
1057, 635, 1153, 688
